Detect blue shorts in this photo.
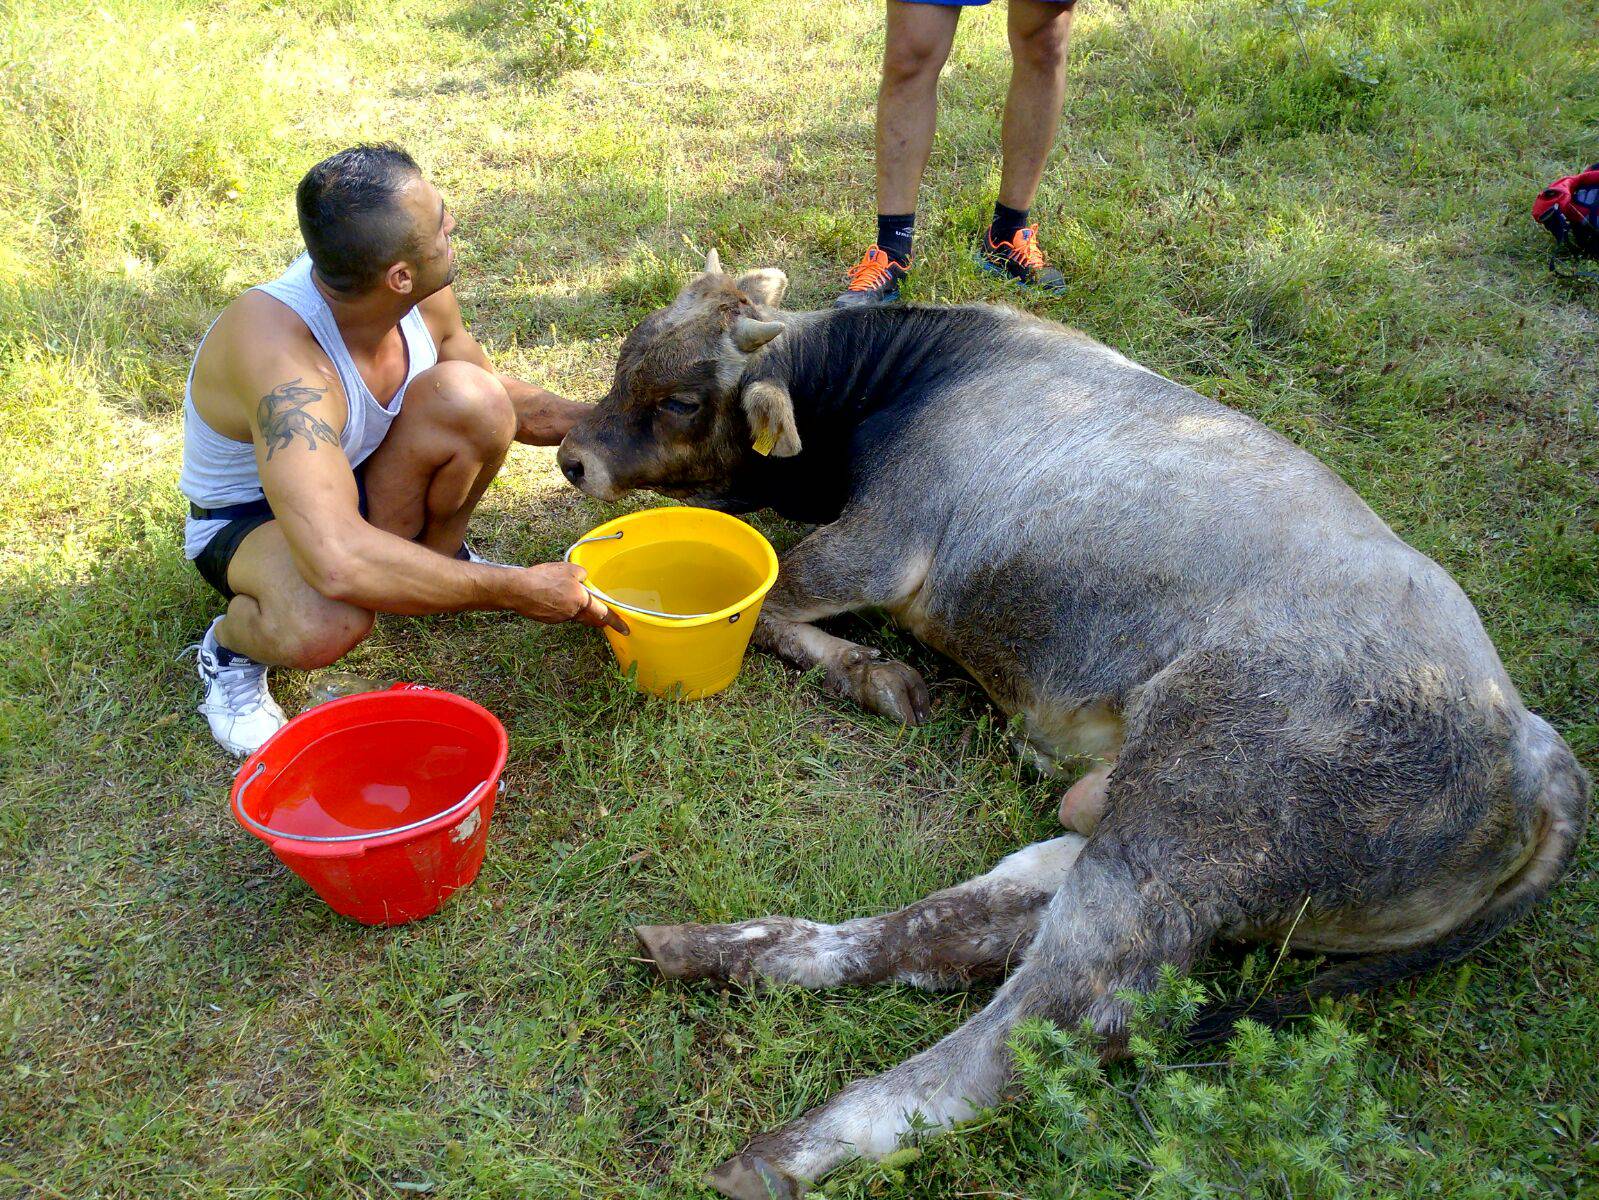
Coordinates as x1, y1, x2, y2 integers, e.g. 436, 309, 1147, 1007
901, 0, 1076, 6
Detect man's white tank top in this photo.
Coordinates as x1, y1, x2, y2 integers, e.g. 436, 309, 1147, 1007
179, 253, 438, 558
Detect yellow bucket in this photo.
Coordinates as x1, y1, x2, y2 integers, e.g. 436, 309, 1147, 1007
565, 507, 779, 699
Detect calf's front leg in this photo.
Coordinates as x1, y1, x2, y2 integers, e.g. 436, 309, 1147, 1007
755, 616, 930, 725
753, 516, 932, 725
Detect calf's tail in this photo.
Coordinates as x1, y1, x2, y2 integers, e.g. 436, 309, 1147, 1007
1189, 713, 1590, 1043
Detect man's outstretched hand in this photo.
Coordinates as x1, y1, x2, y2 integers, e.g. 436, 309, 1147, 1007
507, 383, 591, 446
504, 562, 629, 634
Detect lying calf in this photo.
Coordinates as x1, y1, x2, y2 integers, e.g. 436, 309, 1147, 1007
556, 253, 1588, 1199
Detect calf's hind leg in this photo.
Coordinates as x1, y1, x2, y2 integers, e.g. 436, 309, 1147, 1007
704, 846, 1209, 1200
753, 516, 932, 725
635, 835, 1085, 991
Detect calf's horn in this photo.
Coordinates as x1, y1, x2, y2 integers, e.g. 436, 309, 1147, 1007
732, 316, 784, 353
704, 248, 722, 275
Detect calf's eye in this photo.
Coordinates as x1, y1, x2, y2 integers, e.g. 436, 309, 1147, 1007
662, 397, 701, 416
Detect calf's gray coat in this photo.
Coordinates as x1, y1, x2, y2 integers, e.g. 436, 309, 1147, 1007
556, 256, 1588, 1199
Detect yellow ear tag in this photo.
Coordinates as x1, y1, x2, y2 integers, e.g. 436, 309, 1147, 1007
752, 427, 777, 456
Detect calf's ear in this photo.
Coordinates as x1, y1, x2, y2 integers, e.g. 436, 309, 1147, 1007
735, 267, 788, 307
741, 380, 802, 458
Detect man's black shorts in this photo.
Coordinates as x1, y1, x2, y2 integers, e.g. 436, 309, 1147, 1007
191, 469, 369, 602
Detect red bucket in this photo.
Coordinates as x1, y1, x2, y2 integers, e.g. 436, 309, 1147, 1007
230, 683, 508, 925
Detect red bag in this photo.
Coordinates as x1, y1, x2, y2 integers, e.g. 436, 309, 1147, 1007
1533, 162, 1599, 279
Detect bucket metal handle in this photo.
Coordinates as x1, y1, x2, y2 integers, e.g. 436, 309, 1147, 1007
563, 530, 739, 622
236, 763, 495, 844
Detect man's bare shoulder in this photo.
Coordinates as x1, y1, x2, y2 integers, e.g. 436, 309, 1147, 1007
203, 290, 325, 375
192, 290, 344, 440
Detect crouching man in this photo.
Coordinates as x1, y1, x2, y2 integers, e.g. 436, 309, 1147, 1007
180, 143, 624, 755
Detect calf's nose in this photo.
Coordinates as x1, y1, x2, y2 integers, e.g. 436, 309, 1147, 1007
556, 443, 586, 487
556, 441, 620, 501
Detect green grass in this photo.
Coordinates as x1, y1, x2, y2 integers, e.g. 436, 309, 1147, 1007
2, 0, 1596, 1195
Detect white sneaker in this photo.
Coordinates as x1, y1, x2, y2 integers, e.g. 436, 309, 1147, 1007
183, 617, 287, 757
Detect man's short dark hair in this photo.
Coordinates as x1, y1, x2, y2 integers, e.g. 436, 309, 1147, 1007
296, 144, 423, 293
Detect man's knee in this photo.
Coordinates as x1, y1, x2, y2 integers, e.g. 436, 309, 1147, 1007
1011, 11, 1072, 73
264, 597, 374, 670
419, 361, 516, 455
883, 31, 952, 87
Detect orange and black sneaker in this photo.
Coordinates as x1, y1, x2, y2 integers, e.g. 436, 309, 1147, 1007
834, 245, 910, 308
977, 225, 1066, 294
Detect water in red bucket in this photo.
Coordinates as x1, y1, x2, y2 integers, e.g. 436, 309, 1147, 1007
231, 684, 508, 925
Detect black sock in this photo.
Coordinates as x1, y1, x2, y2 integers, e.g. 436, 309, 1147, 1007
875, 213, 915, 263
209, 627, 251, 667
213, 640, 248, 667
989, 201, 1030, 244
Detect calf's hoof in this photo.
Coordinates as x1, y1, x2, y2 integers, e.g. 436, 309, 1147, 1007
840, 649, 931, 726
633, 924, 708, 981
705, 1153, 807, 1200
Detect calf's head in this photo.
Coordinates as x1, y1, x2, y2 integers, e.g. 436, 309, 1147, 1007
557, 251, 801, 503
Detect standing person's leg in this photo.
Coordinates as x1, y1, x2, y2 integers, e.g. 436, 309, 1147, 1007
997, 0, 1075, 215
877, 0, 962, 217
836, 1, 961, 308
978, 0, 1076, 292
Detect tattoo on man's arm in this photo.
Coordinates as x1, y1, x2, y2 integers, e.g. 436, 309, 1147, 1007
258, 379, 338, 460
